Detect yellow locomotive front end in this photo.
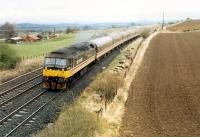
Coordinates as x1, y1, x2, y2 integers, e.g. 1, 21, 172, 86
42, 57, 72, 90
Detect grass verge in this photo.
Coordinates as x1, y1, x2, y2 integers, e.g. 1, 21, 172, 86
34, 103, 105, 137
0, 57, 42, 83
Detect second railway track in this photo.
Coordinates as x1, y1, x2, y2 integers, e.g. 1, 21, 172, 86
0, 87, 44, 120
0, 82, 41, 108
0, 89, 61, 137
0, 68, 43, 93
0, 75, 42, 105
0, 74, 42, 97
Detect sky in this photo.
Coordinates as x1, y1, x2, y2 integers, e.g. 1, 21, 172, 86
0, 0, 200, 24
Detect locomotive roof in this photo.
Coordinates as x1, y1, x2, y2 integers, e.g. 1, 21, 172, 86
46, 42, 92, 58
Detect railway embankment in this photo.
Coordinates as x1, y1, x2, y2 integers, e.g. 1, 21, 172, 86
34, 32, 157, 137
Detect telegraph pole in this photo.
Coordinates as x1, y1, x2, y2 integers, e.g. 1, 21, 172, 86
53, 27, 56, 40
162, 12, 165, 30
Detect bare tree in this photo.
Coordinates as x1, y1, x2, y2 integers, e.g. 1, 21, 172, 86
66, 27, 79, 34
0, 22, 17, 39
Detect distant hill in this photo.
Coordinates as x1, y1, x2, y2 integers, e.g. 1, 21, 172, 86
16, 23, 74, 31
0, 20, 160, 32
15, 22, 152, 32
16, 23, 133, 31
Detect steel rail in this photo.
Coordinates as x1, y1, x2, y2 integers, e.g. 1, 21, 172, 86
0, 90, 48, 125
4, 91, 61, 137
0, 82, 42, 107
0, 74, 42, 97
0, 67, 43, 86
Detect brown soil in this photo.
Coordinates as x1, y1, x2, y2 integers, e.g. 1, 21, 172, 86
167, 20, 200, 32
119, 31, 200, 137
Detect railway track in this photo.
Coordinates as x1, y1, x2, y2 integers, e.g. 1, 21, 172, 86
0, 68, 43, 93
0, 75, 42, 107
0, 74, 42, 97
0, 89, 61, 137
0, 82, 41, 107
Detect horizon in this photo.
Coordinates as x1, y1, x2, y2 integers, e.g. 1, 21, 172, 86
0, 21, 165, 25
0, 18, 196, 25
0, 0, 200, 24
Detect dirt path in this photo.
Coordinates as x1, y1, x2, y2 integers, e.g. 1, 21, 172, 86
119, 32, 200, 137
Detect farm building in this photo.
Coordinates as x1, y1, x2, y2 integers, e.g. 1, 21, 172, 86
24, 35, 40, 42
6, 37, 23, 44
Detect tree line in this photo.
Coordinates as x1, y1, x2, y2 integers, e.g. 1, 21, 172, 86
0, 22, 84, 39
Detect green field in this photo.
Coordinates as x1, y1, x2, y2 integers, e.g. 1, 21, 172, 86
4, 28, 120, 59
9, 31, 97, 58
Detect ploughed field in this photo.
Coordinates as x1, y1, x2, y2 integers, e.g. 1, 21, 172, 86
167, 20, 200, 31
119, 32, 200, 137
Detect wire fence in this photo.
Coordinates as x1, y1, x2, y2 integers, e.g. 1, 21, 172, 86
21, 53, 48, 61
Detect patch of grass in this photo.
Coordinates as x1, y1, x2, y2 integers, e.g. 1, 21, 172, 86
9, 33, 76, 58
105, 52, 124, 71
0, 42, 20, 69
35, 103, 104, 137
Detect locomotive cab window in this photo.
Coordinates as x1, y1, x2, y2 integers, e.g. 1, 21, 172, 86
44, 58, 56, 67
45, 58, 69, 69
55, 58, 66, 68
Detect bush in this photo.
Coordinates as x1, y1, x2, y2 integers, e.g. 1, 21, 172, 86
0, 43, 20, 69
91, 73, 124, 110
35, 104, 103, 137
141, 28, 151, 38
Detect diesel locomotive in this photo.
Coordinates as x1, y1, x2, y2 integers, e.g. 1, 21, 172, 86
42, 29, 140, 89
